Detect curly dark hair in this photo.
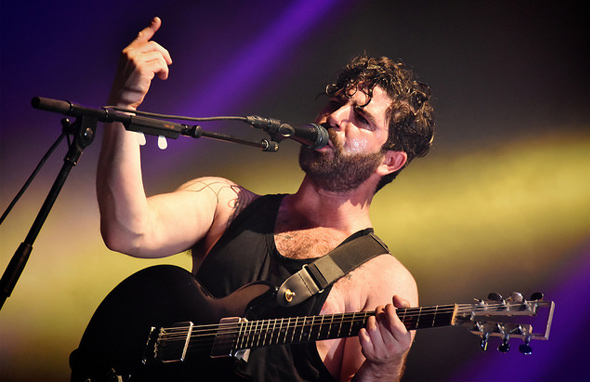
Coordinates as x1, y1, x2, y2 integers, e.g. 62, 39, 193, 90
325, 55, 435, 191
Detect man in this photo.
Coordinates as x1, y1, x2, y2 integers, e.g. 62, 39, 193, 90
97, 17, 434, 381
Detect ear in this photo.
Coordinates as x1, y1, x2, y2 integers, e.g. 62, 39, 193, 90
377, 150, 407, 176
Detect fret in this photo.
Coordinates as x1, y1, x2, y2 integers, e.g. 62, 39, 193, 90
336, 313, 345, 338
351, 313, 368, 336
290, 317, 298, 344
399, 305, 456, 330
340, 313, 352, 337
279, 317, 287, 345
261, 319, 269, 347
431, 305, 455, 328
239, 321, 246, 349
284, 317, 293, 345
262, 319, 268, 346
348, 312, 356, 336
321, 315, 328, 340
327, 314, 335, 339
314, 315, 325, 341
349, 312, 365, 337
280, 317, 287, 344
270, 318, 277, 345
415, 307, 422, 329
255, 319, 261, 347
249, 320, 258, 348
299, 316, 307, 342
320, 314, 332, 340
237, 321, 245, 350
262, 319, 269, 346
242, 321, 249, 348
415, 305, 438, 329
267, 319, 273, 345
256, 320, 264, 346
249, 320, 256, 348
402, 308, 419, 330
307, 316, 314, 341
260, 319, 267, 346
430, 305, 439, 327
399, 307, 407, 326
245, 320, 252, 348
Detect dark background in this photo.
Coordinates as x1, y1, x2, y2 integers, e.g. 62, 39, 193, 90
1, 1, 588, 381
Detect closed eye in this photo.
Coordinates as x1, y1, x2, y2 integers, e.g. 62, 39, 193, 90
354, 106, 373, 128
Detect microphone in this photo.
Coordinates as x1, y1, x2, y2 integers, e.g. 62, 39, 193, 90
245, 115, 329, 149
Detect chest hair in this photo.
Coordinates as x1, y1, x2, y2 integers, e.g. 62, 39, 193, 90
274, 228, 345, 260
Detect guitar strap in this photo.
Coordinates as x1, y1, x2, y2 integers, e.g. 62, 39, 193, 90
276, 230, 389, 307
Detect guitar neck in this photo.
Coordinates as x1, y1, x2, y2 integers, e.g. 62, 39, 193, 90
233, 304, 459, 350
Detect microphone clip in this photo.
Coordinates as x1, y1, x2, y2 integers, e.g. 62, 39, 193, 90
244, 115, 329, 149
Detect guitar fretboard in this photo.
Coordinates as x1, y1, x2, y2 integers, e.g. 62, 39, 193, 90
234, 305, 457, 350
155, 304, 458, 361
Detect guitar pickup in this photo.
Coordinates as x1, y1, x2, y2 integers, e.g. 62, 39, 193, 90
211, 317, 243, 358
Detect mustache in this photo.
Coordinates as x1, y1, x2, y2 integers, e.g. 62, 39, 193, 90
321, 123, 340, 149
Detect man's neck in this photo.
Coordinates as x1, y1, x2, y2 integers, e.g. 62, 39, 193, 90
279, 175, 375, 234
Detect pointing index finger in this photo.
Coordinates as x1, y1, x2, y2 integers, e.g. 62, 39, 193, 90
134, 17, 162, 45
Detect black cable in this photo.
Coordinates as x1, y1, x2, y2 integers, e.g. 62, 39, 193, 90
0, 131, 67, 226
105, 106, 247, 123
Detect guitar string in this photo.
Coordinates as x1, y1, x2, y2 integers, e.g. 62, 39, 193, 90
153, 304, 540, 355
156, 311, 439, 353
155, 301, 528, 350
157, 301, 526, 343
159, 304, 459, 339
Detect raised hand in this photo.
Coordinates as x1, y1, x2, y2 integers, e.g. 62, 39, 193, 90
108, 17, 173, 109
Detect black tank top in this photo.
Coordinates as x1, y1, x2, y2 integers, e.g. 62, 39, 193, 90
195, 194, 372, 381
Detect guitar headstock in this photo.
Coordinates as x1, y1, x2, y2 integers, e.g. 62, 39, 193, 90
453, 292, 555, 354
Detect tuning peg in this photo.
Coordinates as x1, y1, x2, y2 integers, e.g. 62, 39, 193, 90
498, 334, 511, 353
530, 292, 544, 301
519, 335, 533, 355
487, 292, 503, 301
507, 292, 524, 302
480, 332, 489, 352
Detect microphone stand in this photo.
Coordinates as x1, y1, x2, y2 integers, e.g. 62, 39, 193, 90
0, 97, 279, 311
0, 113, 97, 310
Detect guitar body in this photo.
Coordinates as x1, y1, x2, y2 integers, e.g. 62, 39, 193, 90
70, 265, 274, 382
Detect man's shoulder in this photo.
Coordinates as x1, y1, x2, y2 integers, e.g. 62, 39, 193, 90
360, 254, 415, 285
326, 253, 417, 313
355, 253, 418, 307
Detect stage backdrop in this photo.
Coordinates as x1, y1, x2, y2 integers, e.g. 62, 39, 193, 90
1, 1, 588, 381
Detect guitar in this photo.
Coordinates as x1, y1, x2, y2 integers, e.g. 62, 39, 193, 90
70, 265, 555, 382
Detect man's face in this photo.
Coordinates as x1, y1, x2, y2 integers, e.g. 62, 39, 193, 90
299, 85, 393, 192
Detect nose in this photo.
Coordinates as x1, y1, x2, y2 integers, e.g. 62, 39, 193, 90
326, 104, 350, 131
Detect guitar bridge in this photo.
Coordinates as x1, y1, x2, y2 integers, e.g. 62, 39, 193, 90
143, 321, 194, 364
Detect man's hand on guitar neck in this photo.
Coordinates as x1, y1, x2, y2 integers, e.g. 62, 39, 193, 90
355, 295, 413, 381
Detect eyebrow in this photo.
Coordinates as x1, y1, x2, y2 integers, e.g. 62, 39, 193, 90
353, 104, 377, 127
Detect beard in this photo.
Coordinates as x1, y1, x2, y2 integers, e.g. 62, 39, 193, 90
298, 134, 384, 193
